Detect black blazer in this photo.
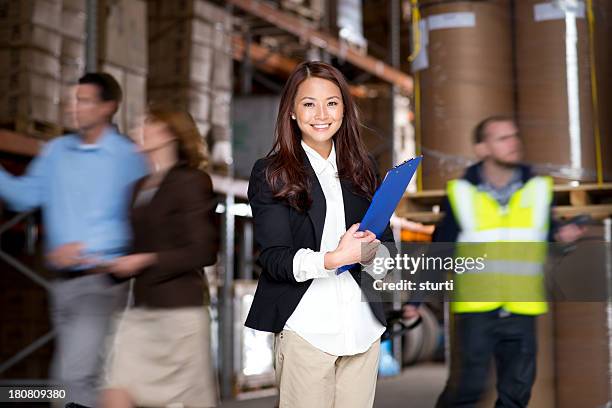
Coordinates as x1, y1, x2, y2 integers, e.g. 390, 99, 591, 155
245, 151, 395, 333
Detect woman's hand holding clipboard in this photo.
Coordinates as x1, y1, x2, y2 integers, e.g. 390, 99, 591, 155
323, 224, 380, 270
337, 156, 423, 274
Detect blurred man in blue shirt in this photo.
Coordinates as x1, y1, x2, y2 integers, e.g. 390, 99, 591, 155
0, 73, 147, 407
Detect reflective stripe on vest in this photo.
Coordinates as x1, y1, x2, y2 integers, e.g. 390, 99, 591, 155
447, 176, 553, 315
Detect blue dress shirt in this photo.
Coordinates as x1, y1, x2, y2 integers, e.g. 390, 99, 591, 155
0, 127, 148, 266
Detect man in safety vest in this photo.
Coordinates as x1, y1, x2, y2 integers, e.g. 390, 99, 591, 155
434, 116, 584, 408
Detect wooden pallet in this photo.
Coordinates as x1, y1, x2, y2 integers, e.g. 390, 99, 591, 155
0, 129, 43, 156
398, 184, 612, 223
553, 183, 612, 206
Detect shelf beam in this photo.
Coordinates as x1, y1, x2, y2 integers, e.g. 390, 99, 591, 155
227, 0, 413, 94
0, 130, 42, 157
232, 35, 369, 98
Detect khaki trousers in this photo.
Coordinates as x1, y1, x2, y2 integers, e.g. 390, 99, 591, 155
274, 330, 380, 408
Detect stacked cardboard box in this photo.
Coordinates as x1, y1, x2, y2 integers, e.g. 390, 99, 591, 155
147, 0, 232, 167
0, 0, 63, 138
98, 0, 148, 134
58, 0, 86, 130
0, 0, 148, 138
280, 0, 325, 24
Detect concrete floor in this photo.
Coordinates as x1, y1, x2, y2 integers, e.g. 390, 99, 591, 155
219, 363, 447, 408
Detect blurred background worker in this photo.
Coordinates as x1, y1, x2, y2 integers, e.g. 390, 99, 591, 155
100, 110, 219, 408
0, 73, 147, 407
434, 116, 585, 408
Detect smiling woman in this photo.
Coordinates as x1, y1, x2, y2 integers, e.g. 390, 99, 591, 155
245, 61, 397, 408
292, 77, 344, 154
264, 61, 377, 212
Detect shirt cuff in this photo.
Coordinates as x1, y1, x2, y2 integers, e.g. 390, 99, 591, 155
361, 244, 392, 279
292, 248, 335, 282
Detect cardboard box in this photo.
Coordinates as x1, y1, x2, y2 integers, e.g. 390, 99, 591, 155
98, 0, 147, 74
124, 71, 146, 132
62, 0, 85, 12
0, 48, 61, 78
0, 0, 62, 31
148, 0, 232, 49
0, 94, 60, 125
148, 85, 211, 123
148, 19, 230, 87
60, 6, 86, 40
192, 17, 217, 45
149, 18, 231, 52
157, 0, 232, 24
192, 0, 231, 22
148, 18, 215, 48
210, 88, 231, 128
147, 0, 163, 20
149, 31, 200, 61
59, 81, 77, 129
60, 59, 83, 84
0, 71, 60, 101
0, 23, 62, 56
212, 22, 232, 54
60, 36, 84, 64
194, 119, 210, 139
211, 49, 232, 91
149, 46, 213, 87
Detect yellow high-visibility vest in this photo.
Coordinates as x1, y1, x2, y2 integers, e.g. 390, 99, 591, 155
447, 176, 553, 315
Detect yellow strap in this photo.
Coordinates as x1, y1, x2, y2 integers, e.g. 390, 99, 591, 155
407, 0, 423, 191
586, 0, 603, 185
415, 70, 422, 191
407, 0, 422, 62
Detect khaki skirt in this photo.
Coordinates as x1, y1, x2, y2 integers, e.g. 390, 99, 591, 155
104, 306, 218, 407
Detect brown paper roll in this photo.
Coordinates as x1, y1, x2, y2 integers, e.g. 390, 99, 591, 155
593, 0, 612, 181
515, 0, 611, 182
554, 302, 610, 408
550, 223, 611, 407
417, 0, 514, 189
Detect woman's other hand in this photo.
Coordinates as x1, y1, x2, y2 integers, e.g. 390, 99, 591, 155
107, 253, 157, 278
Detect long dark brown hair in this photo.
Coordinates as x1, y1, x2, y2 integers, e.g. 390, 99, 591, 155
265, 61, 377, 211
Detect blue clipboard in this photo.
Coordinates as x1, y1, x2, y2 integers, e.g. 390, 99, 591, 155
337, 156, 422, 273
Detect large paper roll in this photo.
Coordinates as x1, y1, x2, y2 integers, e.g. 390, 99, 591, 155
515, 0, 611, 182
416, 0, 514, 189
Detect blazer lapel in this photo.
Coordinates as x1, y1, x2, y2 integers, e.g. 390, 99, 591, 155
340, 179, 370, 230
340, 179, 372, 279
305, 157, 326, 251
